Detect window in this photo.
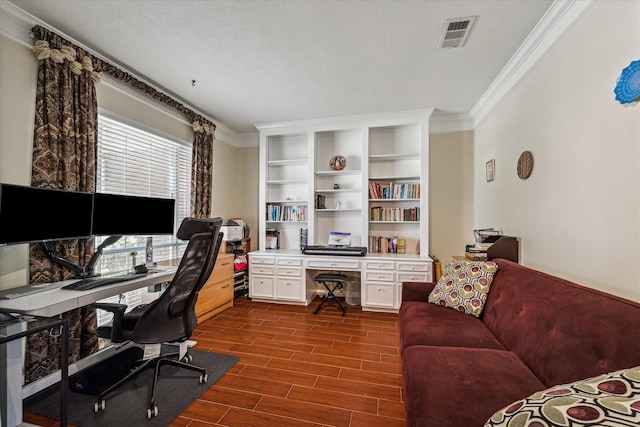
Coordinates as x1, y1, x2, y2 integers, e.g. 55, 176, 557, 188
95, 112, 192, 324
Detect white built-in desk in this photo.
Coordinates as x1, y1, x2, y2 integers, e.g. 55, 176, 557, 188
248, 250, 433, 312
0, 266, 176, 427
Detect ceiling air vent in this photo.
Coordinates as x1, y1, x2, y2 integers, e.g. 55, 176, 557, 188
439, 16, 476, 49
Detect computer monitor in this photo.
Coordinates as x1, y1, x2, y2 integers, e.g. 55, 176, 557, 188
0, 183, 94, 246
91, 192, 176, 236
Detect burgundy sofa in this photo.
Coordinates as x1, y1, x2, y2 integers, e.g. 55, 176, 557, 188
399, 259, 640, 427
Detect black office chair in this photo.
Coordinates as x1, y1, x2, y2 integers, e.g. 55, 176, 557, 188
92, 217, 223, 419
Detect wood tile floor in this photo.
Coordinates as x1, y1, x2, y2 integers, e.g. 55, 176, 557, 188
25, 296, 406, 427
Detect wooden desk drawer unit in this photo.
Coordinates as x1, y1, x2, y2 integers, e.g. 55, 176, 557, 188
196, 253, 234, 322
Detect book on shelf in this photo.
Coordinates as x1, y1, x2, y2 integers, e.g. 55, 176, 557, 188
368, 235, 406, 254
266, 204, 306, 221
369, 182, 420, 200
314, 193, 326, 209
369, 206, 420, 221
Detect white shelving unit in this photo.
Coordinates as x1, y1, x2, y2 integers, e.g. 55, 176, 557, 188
256, 110, 432, 255
260, 132, 311, 250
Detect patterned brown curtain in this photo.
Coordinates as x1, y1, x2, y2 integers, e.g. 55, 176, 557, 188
191, 120, 214, 218
25, 27, 101, 384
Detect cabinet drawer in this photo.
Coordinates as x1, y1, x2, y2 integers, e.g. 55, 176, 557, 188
306, 259, 361, 270
365, 283, 394, 307
397, 262, 431, 273
196, 253, 234, 321
196, 279, 233, 317
397, 272, 429, 282
277, 257, 302, 267
250, 276, 274, 298
277, 266, 302, 277
249, 256, 275, 265
364, 260, 395, 270
251, 265, 275, 275
365, 270, 395, 282
276, 278, 303, 300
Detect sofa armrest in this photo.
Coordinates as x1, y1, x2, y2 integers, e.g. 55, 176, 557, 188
402, 282, 436, 302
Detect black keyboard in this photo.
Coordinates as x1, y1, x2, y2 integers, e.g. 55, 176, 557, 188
61, 273, 144, 291
302, 246, 368, 257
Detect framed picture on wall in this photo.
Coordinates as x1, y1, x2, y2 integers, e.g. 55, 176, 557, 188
486, 159, 495, 182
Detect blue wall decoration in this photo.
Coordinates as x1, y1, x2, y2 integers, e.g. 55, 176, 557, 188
614, 59, 640, 104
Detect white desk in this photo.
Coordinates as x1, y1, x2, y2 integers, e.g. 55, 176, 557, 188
248, 250, 433, 311
0, 266, 177, 427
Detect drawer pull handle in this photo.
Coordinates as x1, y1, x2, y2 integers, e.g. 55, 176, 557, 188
222, 285, 230, 289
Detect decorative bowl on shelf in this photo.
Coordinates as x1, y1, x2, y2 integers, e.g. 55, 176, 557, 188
329, 155, 346, 171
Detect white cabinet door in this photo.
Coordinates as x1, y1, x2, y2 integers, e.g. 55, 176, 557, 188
276, 278, 303, 300
364, 283, 394, 308
250, 275, 274, 299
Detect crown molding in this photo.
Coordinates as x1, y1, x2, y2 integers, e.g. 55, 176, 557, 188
470, 0, 595, 128
429, 113, 474, 134
0, 0, 36, 46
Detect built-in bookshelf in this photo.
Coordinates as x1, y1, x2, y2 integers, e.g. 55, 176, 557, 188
256, 110, 431, 255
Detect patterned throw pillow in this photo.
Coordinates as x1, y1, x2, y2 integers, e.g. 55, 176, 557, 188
427, 260, 498, 317
484, 366, 640, 426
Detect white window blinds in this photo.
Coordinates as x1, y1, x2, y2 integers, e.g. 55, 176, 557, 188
95, 113, 192, 325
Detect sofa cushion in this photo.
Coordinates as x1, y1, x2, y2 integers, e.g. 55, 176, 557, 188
484, 365, 640, 427
483, 260, 640, 387
399, 300, 505, 353
428, 260, 498, 317
402, 345, 545, 427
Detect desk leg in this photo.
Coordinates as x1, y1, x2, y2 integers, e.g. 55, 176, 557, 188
60, 319, 68, 427
0, 324, 24, 427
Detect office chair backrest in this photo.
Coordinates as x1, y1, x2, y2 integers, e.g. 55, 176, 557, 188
130, 217, 223, 344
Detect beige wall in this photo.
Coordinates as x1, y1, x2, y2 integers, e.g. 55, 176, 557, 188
0, 35, 37, 288
474, 0, 640, 301
235, 146, 259, 248
429, 131, 474, 264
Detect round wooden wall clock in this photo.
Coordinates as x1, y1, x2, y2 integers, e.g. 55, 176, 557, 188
517, 151, 534, 179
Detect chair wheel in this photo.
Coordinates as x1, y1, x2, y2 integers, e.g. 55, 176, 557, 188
182, 354, 193, 363
200, 373, 208, 383
94, 400, 105, 412
147, 406, 158, 419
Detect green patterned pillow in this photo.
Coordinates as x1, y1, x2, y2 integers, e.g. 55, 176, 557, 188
427, 260, 498, 317
485, 366, 640, 426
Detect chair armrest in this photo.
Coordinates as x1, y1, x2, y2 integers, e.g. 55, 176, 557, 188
168, 295, 189, 316
92, 302, 127, 314
92, 303, 127, 339
402, 282, 436, 302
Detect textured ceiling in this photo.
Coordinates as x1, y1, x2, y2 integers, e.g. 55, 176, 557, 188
7, 0, 554, 133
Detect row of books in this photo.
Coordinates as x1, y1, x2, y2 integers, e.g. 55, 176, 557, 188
369, 206, 420, 222
266, 204, 307, 222
369, 235, 406, 254
369, 182, 420, 200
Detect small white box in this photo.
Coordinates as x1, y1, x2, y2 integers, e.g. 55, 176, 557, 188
221, 225, 243, 240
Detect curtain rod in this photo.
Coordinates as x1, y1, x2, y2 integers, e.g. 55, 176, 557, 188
31, 24, 215, 132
